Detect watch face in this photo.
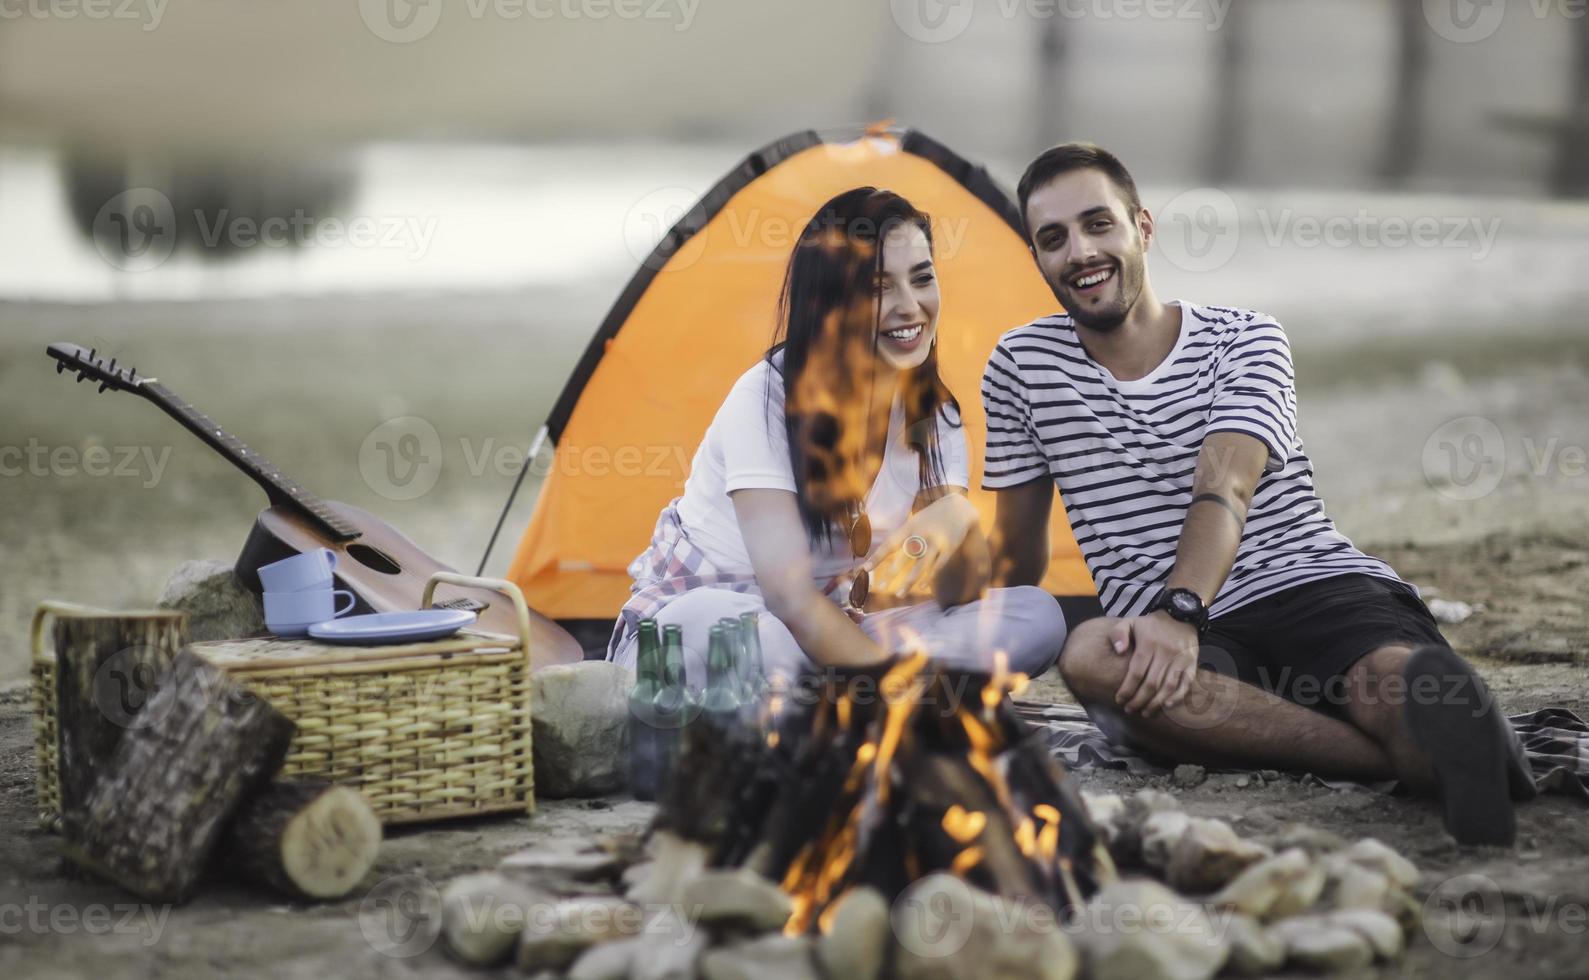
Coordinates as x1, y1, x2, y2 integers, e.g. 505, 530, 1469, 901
1172, 592, 1199, 614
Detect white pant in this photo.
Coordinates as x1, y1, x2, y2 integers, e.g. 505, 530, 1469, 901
610, 585, 1067, 688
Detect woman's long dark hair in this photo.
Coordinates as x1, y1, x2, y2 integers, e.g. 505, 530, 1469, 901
765, 187, 963, 546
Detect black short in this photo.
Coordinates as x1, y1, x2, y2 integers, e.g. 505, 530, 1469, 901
1197, 573, 1448, 717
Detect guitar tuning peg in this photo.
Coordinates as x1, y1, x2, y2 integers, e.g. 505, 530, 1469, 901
108, 358, 117, 372
98, 382, 109, 393
76, 372, 87, 383
56, 361, 66, 374
88, 347, 96, 360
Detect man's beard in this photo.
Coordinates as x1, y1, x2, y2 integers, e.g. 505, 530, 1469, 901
1052, 254, 1143, 332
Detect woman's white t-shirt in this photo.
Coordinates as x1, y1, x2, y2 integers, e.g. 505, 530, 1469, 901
673, 356, 970, 583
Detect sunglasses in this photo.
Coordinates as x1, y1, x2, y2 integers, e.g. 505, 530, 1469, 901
847, 507, 872, 608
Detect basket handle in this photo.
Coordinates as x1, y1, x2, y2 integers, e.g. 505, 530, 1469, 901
31, 601, 110, 663
422, 572, 532, 654
31, 601, 188, 664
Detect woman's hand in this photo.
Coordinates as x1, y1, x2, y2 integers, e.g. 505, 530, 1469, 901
864, 492, 980, 599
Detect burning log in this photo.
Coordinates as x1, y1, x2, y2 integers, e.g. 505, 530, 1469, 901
650, 652, 1114, 935
222, 781, 382, 900
61, 650, 295, 902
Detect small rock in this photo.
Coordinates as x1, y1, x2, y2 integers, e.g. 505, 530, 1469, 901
1075, 878, 1226, 980
440, 872, 549, 967
631, 906, 708, 980
516, 896, 642, 973
157, 559, 264, 640
1322, 908, 1405, 960
1323, 858, 1392, 912
817, 886, 889, 980
681, 867, 793, 932
1340, 838, 1419, 888
1165, 818, 1271, 893
1269, 860, 1327, 919
628, 831, 709, 905
893, 874, 1077, 980
500, 838, 621, 887
1139, 811, 1192, 869
532, 662, 632, 797
621, 860, 655, 893
1173, 764, 1207, 788
1082, 792, 1127, 843
1426, 597, 1474, 625
1211, 849, 1316, 920
701, 934, 820, 980
568, 936, 644, 980
1257, 770, 1281, 781
1108, 791, 1183, 866
1221, 913, 1284, 976
1268, 915, 1374, 972
1234, 775, 1251, 788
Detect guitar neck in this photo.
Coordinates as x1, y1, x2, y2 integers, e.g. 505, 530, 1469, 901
140, 380, 361, 542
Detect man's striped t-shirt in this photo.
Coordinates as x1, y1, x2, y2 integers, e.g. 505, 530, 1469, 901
980, 301, 1401, 620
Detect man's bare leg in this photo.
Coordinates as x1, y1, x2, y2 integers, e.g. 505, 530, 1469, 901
1057, 618, 1396, 780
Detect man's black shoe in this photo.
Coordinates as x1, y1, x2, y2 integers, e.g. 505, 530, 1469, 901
1402, 645, 1520, 846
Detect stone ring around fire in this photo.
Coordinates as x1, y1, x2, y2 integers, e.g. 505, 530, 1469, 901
903, 535, 929, 559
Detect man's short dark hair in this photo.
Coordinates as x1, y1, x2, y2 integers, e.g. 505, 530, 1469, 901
1016, 143, 1142, 238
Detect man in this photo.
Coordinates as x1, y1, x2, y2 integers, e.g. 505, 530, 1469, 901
982, 143, 1535, 845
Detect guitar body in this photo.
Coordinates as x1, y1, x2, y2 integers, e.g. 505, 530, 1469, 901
236, 501, 583, 669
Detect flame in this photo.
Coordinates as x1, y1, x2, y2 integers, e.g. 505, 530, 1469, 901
941, 805, 987, 844
950, 846, 985, 876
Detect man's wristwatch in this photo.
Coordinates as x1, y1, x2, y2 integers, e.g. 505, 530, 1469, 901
1148, 587, 1210, 633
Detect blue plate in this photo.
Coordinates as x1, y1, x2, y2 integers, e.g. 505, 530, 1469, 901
308, 609, 477, 645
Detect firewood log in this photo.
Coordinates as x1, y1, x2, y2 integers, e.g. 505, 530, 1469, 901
61, 650, 294, 902
48, 608, 187, 836
222, 781, 382, 900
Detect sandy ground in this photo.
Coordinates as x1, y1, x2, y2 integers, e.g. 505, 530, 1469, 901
1, 297, 1586, 977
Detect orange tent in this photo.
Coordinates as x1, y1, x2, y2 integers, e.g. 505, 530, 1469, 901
506, 127, 1096, 633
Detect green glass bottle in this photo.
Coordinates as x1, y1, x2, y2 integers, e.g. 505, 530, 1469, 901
657, 624, 689, 713
737, 611, 766, 710
701, 623, 741, 725
628, 620, 665, 801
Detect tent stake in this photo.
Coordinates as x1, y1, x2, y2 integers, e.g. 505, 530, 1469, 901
475, 424, 548, 577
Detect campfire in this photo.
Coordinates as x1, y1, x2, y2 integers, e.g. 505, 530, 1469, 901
646, 650, 1116, 933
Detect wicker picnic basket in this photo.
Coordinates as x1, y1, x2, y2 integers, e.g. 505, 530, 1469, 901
32, 572, 537, 828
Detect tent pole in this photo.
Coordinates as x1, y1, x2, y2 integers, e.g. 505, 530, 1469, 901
475, 424, 548, 577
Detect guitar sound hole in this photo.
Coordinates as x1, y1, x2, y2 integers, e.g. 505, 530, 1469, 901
346, 543, 402, 575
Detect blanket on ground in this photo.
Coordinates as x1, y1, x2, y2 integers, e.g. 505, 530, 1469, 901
1013, 700, 1589, 801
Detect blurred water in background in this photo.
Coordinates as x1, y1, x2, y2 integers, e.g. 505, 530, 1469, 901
4, 139, 1586, 343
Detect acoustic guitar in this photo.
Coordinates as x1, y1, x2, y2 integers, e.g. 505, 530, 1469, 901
46, 342, 583, 669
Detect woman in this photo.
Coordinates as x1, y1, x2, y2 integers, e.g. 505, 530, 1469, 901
609, 187, 1066, 686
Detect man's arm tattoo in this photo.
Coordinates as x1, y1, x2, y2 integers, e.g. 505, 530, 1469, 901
1189, 492, 1247, 526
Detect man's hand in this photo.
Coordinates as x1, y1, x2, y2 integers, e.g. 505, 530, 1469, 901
1109, 611, 1199, 717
